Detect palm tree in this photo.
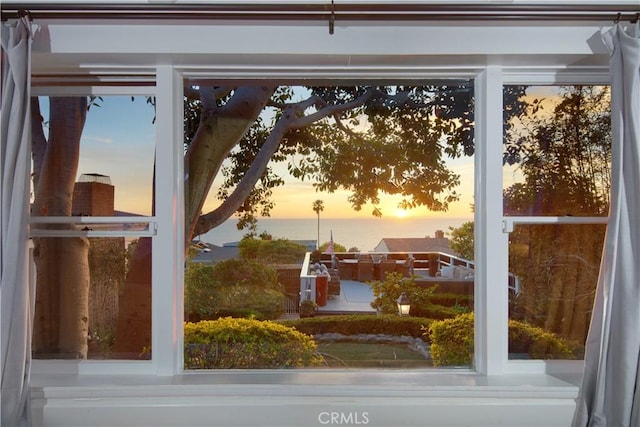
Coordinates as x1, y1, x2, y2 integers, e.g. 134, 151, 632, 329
312, 200, 324, 250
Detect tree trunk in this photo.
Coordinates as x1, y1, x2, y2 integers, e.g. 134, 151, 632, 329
185, 86, 275, 241
32, 97, 89, 359
114, 87, 275, 357
112, 237, 152, 358
33, 236, 90, 358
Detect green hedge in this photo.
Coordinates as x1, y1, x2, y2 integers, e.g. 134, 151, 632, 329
280, 314, 432, 338
427, 313, 475, 366
428, 292, 473, 310
421, 304, 470, 320
185, 259, 284, 321
427, 312, 575, 367
238, 237, 307, 264
184, 318, 323, 369
508, 319, 577, 360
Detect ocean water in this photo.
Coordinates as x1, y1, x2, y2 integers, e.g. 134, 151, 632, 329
199, 217, 471, 252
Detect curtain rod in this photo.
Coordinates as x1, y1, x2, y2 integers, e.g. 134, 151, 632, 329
2, 3, 639, 23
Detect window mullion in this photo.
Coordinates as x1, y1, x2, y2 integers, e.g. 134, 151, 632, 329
153, 65, 184, 375
474, 66, 509, 375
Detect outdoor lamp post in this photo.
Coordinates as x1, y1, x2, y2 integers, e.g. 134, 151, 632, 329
397, 292, 410, 316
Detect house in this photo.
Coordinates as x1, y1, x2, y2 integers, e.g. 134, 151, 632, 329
373, 231, 453, 255
190, 242, 237, 264
2, 2, 637, 426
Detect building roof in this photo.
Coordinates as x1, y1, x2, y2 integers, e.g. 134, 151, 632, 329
373, 237, 452, 254
191, 239, 316, 264
190, 243, 239, 264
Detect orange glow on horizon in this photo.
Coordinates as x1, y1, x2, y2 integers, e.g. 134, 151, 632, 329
198, 185, 473, 220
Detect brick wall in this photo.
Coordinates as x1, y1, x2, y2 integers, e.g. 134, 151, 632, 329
72, 181, 115, 216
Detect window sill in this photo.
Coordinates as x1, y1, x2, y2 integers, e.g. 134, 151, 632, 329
30, 370, 579, 427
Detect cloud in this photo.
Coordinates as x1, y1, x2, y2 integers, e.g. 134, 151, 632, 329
83, 135, 114, 144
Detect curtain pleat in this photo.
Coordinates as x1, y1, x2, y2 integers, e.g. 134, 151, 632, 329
573, 22, 640, 427
1, 17, 34, 427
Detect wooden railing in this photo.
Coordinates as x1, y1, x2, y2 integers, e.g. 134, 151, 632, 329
314, 251, 520, 294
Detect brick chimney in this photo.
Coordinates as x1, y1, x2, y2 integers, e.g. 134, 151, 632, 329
72, 173, 114, 216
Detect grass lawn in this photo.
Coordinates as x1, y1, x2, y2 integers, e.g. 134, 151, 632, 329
316, 341, 432, 368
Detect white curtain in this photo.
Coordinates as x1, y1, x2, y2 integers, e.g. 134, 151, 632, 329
1, 16, 34, 427
573, 22, 640, 427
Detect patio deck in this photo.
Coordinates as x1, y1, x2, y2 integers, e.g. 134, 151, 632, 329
313, 269, 475, 315
317, 279, 376, 315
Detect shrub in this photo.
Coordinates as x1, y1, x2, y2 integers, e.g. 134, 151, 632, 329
239, 237, 307, 264
369, 272, 437, 317
427, 313, 575, 367
427, 312, 475, 366
281, 314, 432, 339
422, 303, 470, 320
184, 262, 218, 318
184, 259, 284, 320
184, 318, 323, 369
319, 241, 347, 253
508, 319, 575, 360
428, 292, 473, 310
299, 299, 318, 318
370, 273, 472, 320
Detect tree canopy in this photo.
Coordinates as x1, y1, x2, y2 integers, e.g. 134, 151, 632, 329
189, 84, 529, 240
504, 85, 611, 343
448, 221, 474, 260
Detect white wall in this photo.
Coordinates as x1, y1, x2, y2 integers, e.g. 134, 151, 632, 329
30, 372, 579, 427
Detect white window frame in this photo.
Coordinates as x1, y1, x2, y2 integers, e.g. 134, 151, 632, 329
29, 85, 170, 376
27, 19, 615, 383
30, 70, 611, 380
499, 73, 611, 375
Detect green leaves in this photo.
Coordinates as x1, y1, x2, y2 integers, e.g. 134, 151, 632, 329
184, 318, 322, 368
187, 83, 530, 235
448, 221, 474, 261
205, 84, 485, 226
368, 272, 437, 317
238, 237, 307, 264
184, 259, 285, 321
427, 313, 575, 367
503, 86, 611, 217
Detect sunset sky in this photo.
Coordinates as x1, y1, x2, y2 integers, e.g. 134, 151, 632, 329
44, 93, 483, 220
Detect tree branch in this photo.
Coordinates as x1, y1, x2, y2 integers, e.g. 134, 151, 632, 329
290, 88, 379, 129
185, 85, 235, 103
193, 110, 295, 235
185, 86, 275, 241
194, 88, 382, 235
199, 86, 218, 111
332, 114, 361, 139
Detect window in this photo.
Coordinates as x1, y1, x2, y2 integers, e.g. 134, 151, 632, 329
503, 85, 610, 361
182, 82, 476, 369
28, 80, 613, 375
30, 94, 156, 361
21, 7, 621, 386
